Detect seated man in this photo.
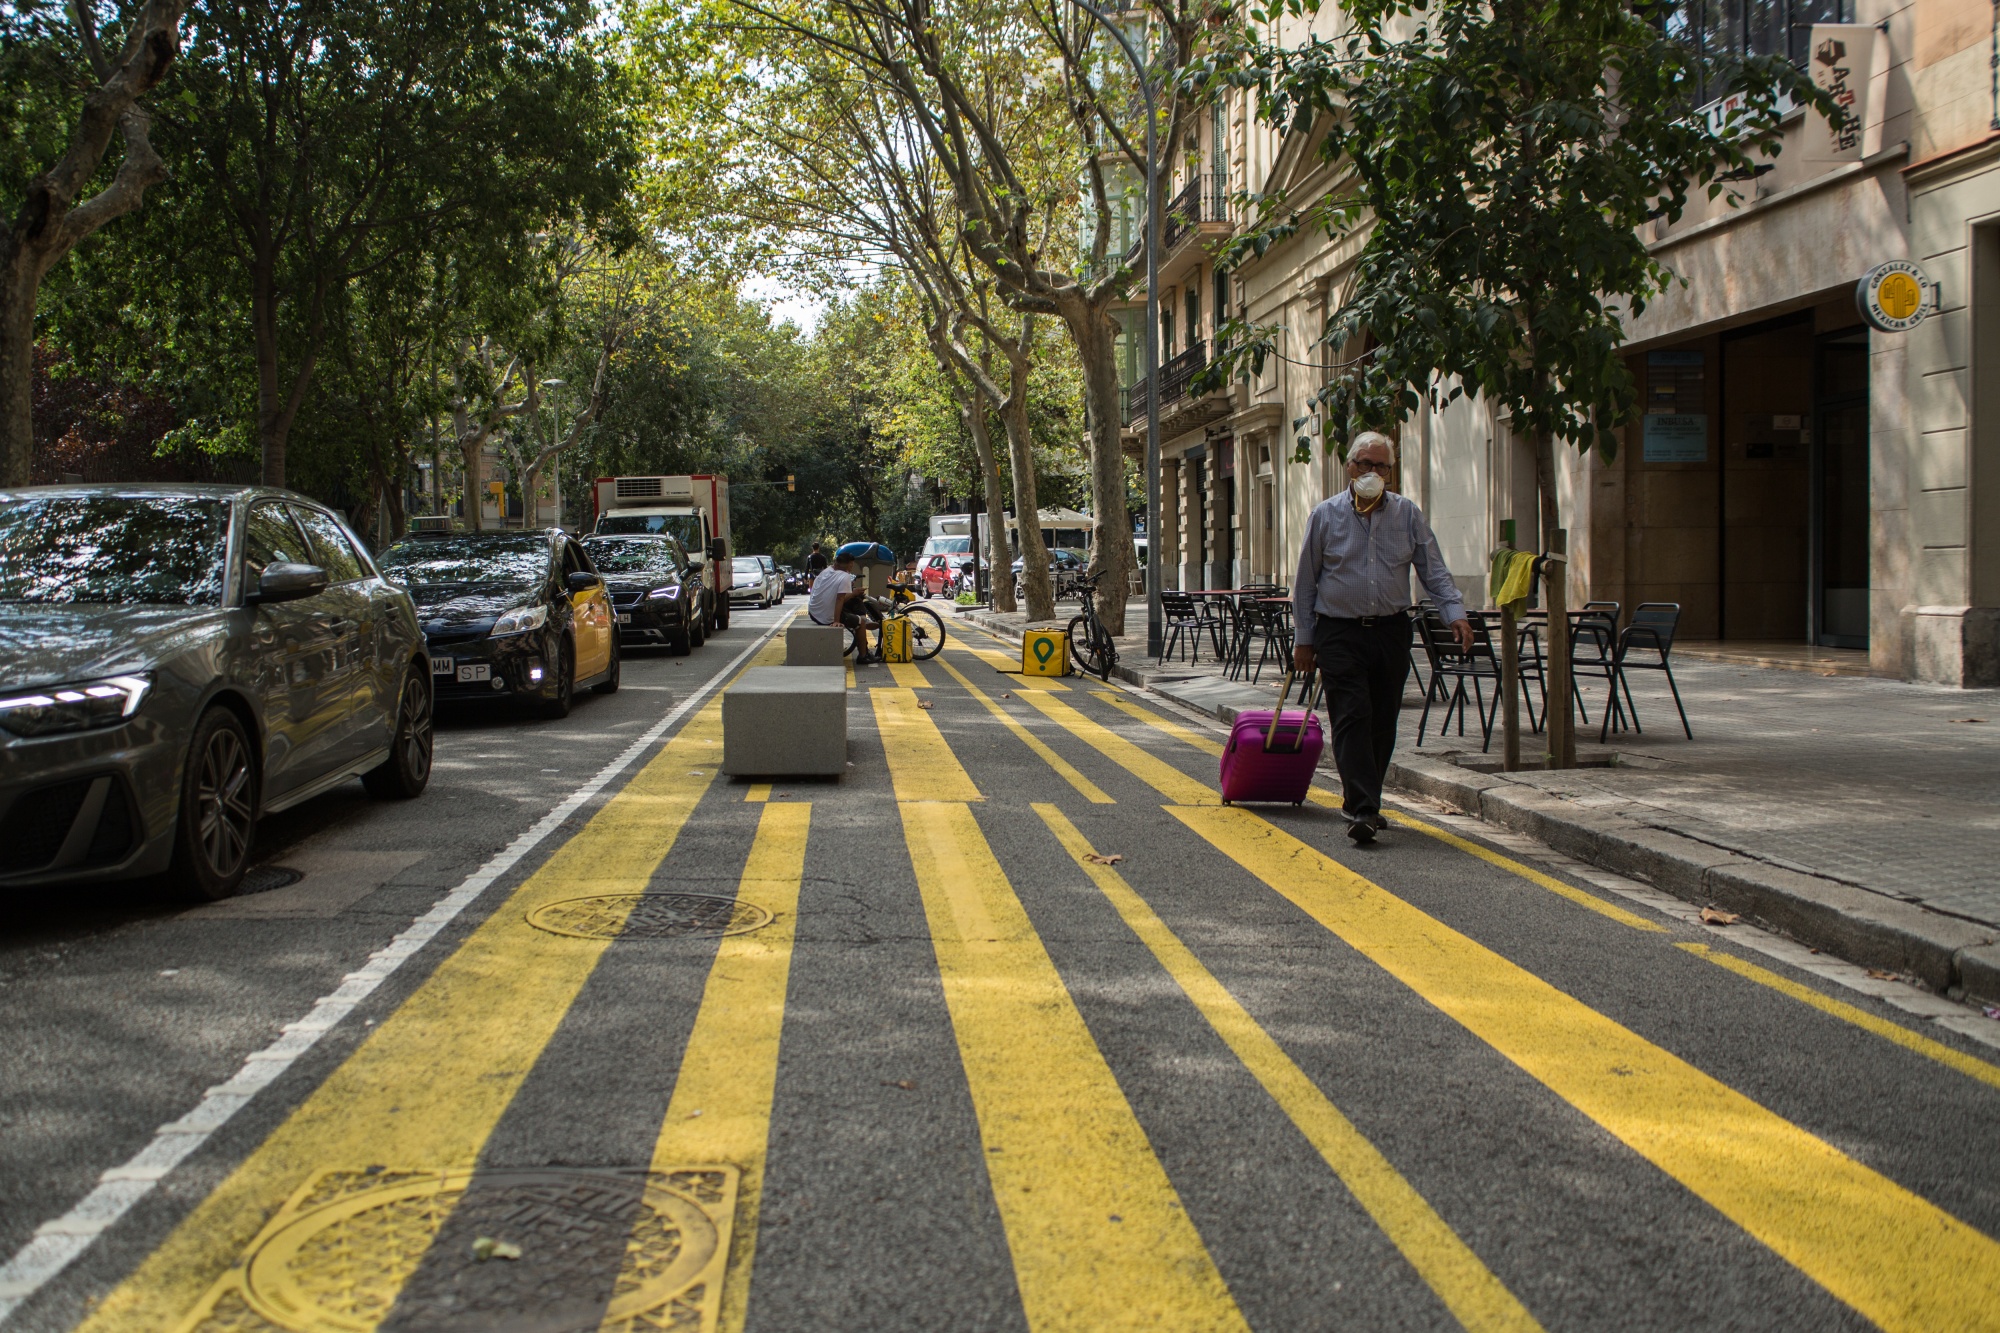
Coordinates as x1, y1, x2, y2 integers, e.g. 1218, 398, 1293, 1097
807, 549, 882, 662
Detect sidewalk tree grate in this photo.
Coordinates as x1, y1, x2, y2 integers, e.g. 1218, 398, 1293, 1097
527, 893, 773, 941
191, 1166, 737, 1333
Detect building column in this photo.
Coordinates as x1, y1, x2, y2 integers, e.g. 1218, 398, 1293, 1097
1160, 456, 1182, 590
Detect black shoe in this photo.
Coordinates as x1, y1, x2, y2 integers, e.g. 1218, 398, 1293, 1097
1371, 814, 1390, 832
1346, 817, 1377, 846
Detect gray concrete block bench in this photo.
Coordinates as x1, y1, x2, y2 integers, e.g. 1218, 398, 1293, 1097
722, 666, 847, 776
786, 622, 846, 666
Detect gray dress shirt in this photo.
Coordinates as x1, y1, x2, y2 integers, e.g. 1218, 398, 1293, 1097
1291, 490, 1466, 641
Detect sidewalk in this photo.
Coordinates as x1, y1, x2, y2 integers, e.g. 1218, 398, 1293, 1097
960, 600, 2000, 1004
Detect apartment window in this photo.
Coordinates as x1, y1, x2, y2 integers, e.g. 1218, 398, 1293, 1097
1666, 0, 1852, 103
1187, 285, 1202, 348
1162, 303, 1176, 357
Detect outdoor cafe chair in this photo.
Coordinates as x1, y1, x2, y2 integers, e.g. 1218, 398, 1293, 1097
1569, 607, 1625, 735
1608, 602, 1693, 741
1160, 591, 1206, 664
1414, 607, 1502, 750
1229, 597, 1290, 684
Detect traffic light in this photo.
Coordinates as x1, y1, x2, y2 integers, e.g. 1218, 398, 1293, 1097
785, 474, 795, 492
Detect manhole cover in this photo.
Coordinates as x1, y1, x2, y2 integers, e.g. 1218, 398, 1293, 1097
218, 1166, 735, 1333
240, 865, 303, 896
526, 893, 773, 941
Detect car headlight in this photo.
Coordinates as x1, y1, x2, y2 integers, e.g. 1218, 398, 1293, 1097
491, 603, 549, 637
646, 585, 680, 599
0, 673, 153, 738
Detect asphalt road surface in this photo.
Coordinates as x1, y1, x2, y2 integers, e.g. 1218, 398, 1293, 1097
3, 605, 1998, 1333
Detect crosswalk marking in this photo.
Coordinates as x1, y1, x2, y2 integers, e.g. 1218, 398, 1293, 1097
1034, 803, 1543, 1333
1090, 689, 1224, 755
1174, 805, 2000, 1333
743, 782, 772, 802
80, 691, 750, 1333
958, 635, 1071, 689
935, 653, 1115, 804
627, 801, 812, 1333
885, 660, 931, 688
870, 687, 982, 802
1011, 688, 1215, 805
898, 801, 1250, 1332
1680, 942, 2000, 1091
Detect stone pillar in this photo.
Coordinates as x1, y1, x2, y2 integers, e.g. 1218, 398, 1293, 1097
1160, 457, 1181, 590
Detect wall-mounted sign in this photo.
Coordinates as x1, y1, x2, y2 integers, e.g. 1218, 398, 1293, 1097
1855, 260, 1937, 332
1804, 25, 1880, 163
1643, 414, 1709, 463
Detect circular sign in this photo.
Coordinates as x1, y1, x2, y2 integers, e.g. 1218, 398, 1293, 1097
1855, 260, 1931, 332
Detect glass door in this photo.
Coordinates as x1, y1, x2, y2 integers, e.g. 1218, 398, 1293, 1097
1812, 329, 1870, 648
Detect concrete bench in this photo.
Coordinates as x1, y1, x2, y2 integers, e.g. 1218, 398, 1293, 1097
722, 666, 847, 776
786, 622, 847, 666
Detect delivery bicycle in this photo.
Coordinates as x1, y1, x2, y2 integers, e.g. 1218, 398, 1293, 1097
1065, 573, 1117, 681
842, 592, 947, 661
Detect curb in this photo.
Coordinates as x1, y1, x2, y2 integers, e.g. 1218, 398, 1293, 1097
960, 606, 2000, 1004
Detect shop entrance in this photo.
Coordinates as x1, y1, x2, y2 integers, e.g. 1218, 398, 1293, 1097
1720, 317, 1813, 640
1812, 329, 1870, 648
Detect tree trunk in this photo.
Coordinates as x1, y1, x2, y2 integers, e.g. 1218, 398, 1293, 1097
1070, 304, 1132, 635
461, 436, 486, 531
1534, 430, 1574, 769
0, 262, 35, 486
963, 388, 1014, 613
1000, 371, 1053, 622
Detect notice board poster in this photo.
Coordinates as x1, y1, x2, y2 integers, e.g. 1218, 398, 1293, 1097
1644, 414, 1709, 463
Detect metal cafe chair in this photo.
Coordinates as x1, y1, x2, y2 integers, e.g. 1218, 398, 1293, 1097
1568, 608, 1625, 734
1608, 602, 1693, 740
1414, 607, 1502, 750
1160, 591, 1206, 664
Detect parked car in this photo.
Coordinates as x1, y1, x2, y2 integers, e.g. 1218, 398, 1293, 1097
0, 484, 433, 901
728, 555, 783, 608
582, 534, 706, 655
781, 565, 808, 596
376, 529, 618, 719
919, 554, 961, 598
1012, 547, 1087, 592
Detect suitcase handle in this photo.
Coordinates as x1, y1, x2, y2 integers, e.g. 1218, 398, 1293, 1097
1263, 669, 1323, 754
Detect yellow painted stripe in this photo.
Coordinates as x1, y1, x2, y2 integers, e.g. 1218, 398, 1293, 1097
1034, 804, 1541, 1333
935, 655, 1114, 804
1083, 685, 1657, 934
898, 802, 1248, 1331
887, 660, 930, 688
1013, 689, 1215, 805
632, 801, 811, 1333
744, 782, 772, 803
870, 687, 981, 803
1173, 806, 2000, 1333
845, 660, 855, 688
1091, 690, 1224, 755
92, 699, 750, 1332
1680, 942, 2000, 1092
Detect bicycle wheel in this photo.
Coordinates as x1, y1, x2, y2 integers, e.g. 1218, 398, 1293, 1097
1066, 614, 1100, 677
904, 605, 947, 660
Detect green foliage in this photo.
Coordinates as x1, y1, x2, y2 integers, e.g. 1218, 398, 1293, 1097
1195, 0, 1832, 466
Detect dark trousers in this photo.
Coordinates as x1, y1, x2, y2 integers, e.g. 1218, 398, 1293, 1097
1313, 613, 1412, 819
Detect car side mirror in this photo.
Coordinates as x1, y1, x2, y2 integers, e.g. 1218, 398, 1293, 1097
565, 570, 602, 592
708, 538, 727, 563
248, 562, 328, 605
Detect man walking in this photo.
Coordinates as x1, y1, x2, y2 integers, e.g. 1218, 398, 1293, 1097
805, 542, 829, 586
1292, 432, 1474, 845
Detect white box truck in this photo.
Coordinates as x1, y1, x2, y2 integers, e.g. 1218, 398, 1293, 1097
592, 474, 733, 631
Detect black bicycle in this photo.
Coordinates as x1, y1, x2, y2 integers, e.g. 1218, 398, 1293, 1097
842, 588, 947, 661
1066, 573, 1117, 681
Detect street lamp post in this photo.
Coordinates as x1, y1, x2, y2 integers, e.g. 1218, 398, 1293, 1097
1068, 0, 1163, 660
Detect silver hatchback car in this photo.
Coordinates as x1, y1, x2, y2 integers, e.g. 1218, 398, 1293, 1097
0, 485, 433, 900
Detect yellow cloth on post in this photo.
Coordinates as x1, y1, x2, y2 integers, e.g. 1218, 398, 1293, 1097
1489, 549, 1537, 609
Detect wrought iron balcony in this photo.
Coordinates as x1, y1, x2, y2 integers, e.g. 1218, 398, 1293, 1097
1161, 173, 1228, 252
1122, 339, 1209, 424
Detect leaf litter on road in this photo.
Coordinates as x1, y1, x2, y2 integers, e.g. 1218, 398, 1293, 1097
1699, 906, 1740, 925
472, 1237, 521, 1262
1083, 853, 1124, 866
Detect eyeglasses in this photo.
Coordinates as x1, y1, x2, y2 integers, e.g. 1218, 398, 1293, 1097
1350, 458, 1395, 474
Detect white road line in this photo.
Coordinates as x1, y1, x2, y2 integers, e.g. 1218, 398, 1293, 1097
0, 614, 793, 1323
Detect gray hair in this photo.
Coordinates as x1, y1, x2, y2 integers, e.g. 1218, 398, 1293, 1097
1349, 430, 1398, 463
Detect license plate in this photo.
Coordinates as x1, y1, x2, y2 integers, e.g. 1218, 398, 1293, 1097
431, 657, 453, 675
456, 664, 490, 682
617, 612, 631, 624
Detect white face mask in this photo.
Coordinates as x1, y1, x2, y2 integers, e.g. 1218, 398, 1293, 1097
1352, 471, 1386, 502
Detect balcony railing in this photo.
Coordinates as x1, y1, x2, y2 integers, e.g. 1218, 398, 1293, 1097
1122, 339, 1209, 424
1161, 172, 1228, 252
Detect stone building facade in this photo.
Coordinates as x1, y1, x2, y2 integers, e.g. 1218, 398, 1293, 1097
1123, 0, 2000, 684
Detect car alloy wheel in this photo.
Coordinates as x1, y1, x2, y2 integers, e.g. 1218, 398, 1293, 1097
364, 664, 434, 799
539, 639, 575, 719
171, 707, 257, 900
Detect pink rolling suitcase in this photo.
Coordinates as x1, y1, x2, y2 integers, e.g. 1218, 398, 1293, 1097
1219, 672, 1324, 805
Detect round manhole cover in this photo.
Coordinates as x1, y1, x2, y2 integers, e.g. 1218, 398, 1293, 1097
526, 893, 772, 941
240, 865, 303, 896
241, 1168, 722, 1333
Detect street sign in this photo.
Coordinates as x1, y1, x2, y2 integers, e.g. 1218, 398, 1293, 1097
1855, 260, 1936, 332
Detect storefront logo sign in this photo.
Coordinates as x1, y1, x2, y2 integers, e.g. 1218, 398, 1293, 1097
1855, 260, 1937, 333
1805, 25, 1880, 163
1643, 414, 1709, 464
